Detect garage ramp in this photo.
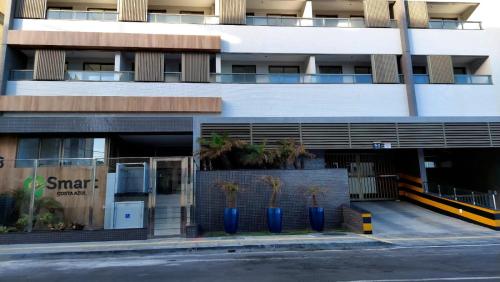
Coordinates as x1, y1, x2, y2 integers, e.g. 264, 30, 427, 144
354, 201, 497, 237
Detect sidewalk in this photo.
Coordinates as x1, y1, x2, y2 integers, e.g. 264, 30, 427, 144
0, 232, 388, 258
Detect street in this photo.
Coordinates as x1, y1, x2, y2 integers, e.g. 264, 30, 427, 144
1, 242, 500, 282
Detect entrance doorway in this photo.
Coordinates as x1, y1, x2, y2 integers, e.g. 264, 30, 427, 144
152, 158, 193, 237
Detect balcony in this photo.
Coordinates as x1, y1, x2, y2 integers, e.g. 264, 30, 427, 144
428, 20, 482, 30
46, 10, 118, 21
148, 13, 219, 25
246, 16, 397, 28
413, 74, 492, 85
11, 70, 184, 83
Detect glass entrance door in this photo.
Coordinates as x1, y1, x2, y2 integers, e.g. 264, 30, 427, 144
152, 158, 192, 237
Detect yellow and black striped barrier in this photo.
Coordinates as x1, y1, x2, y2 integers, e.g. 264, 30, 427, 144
342, 204, 373, 234
398, 174, 500, 231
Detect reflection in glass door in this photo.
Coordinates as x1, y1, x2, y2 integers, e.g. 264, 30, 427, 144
152, 158, 192, 237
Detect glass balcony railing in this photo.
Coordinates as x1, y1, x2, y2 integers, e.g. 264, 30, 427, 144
148, 13, 219, 24
246, 16, 397, 28
413, 74, 492, 85
164, 72, 182, 82
46, 10, 118, 21
65, 71, 134, 82
428, 20, 482, 30
210, 73, 385, 84
10, 70, 34, 81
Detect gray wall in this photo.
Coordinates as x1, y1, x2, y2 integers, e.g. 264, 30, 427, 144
196, 169, 349, 233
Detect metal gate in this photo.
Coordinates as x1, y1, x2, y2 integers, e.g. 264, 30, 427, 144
326, 152, 399, 201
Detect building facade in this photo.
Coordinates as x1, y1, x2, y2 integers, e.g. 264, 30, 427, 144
0, 0, 499, 238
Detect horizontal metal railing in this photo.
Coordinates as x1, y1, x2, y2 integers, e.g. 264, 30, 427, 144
46, 10, 118, 21
425, 182, 498, 210
413, 74, 493, 85
428, 20, 482, 30
148, 13, 219, 24
246, 16, 397, 28
211, 73, 381, 84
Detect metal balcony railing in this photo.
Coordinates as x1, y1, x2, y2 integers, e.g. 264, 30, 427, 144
428, 20, 482, 30
246, 16, 397, 28
148, 13, 219, 24
211, 73, 384, 84
46, 10, 118, 21
413, 74, 493, 85
425, 182, 498, 210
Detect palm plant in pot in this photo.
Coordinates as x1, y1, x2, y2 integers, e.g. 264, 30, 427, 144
306, 186, 325, 232
218, 181, 240, 234
261, 176, 283, 233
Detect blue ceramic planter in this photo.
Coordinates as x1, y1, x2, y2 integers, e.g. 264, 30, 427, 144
267, 207, 283, 233
224, 208, 239, 234
309, 207, 324, 232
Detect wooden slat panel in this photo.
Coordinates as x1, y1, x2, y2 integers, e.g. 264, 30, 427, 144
363, 0, 391, 28
135, 52, 165, 82
118, 0, 148, 22
407, 1, 429, 28
33, 50, 65, 81
15, 0, 47, 19
182, 53, 210, 83
0, 96, 222, 113
371, 54, 399, 84
220, 0, 246, 25
427, 55, 454, 84
8, 31, 221, 52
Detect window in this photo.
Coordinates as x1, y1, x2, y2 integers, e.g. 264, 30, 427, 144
180, 11, 204, 15
148, 9, 167, 14
232, 65, 257, 73
354, 66, 372, 74
267, 13, 297, 17
315, 15, 338, 18
269, 66, 300, 74
15, 138, 106, 167
87, 8, 116, 12
16, 139, 40, 167
453, 67, 467, 75
319, 66, 342, 74
84, 63, 114, 72
246, 12, 255, 16
413, 66, 427, 74
48, 7, 72, 11
39, 139, 62, 166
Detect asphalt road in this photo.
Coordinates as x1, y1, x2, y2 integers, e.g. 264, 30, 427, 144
1, 243, 500, 282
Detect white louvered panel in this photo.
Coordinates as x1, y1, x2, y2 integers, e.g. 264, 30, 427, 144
118, 0, 148, 22
135, 52, 165, 82
33, 50, 66, 81
444, 123, 491, 148
182, 53, 210, 83
371, 54, 399, 84
397, 123, 445, 148
407, 1, 429, 28
220, 0, 246, 25
201, 123, 251, 143
301, 124, 350, 150
427, 55, 454, 84
363, 0, 391, 28
252, 124, 300, 148
489, 123, 500, 147
349, 124, 398, 149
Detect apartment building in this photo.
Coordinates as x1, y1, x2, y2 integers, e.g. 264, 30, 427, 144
0, 0, 499, 237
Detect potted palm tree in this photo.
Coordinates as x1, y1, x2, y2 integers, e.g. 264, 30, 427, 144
276, 139, 315, 169
306, 186, 325, 232
198, 133, 246, 170
218, 181, 240, 234
261, 176, 283, 233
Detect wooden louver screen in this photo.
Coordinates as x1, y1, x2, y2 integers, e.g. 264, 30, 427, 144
220, 0, 246, 25
371, 54, 399, 84
135, 52, 165, 82
118, 0, 148, 22
407, 1, 429, 28
182, 53, 210, 83
15, 0, 47, 19
33, 50, 66, 81
427, 55, 454, 84
363, 0, 391, 28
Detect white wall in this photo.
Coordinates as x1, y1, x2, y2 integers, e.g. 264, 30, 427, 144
6, 81, 410, 117
12, 19, 403, 55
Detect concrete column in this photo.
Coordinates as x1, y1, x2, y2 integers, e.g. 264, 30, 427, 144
114, 52, 123, 72
417, 148, 428, 192
214, 0, 220, 16
395, 0, 418, 116
305, 56, 316, 74
301, 1, 313, 26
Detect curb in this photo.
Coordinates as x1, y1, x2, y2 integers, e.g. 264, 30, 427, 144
0, 240, 391, 260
